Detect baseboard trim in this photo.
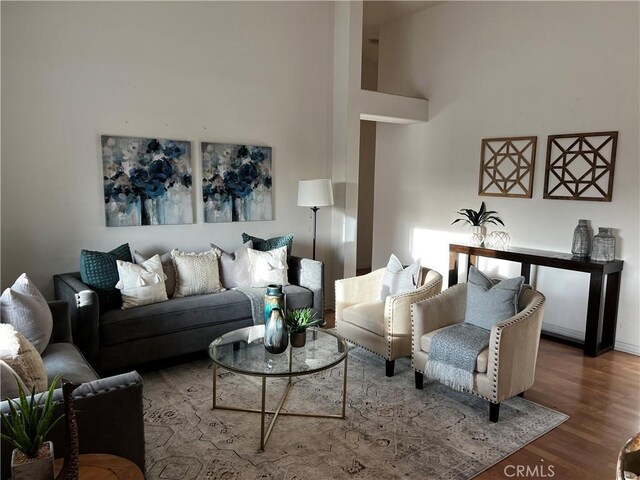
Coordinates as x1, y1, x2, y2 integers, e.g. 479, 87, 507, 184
542, 323, 639, 356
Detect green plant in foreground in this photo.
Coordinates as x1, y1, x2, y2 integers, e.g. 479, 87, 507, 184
452, 201, 505, 227
286, 307, 321, 334
0, 374, 63, 457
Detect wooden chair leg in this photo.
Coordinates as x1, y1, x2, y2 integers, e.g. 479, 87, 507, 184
489, 402, 500, 422
415, 371, 424, 389
517, 392, 525, 398
385, 360, 395, 377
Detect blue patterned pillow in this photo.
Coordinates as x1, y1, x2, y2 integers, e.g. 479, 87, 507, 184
80, 243, 132, 311
464, 266, 524, 330
241, 233, 293, 258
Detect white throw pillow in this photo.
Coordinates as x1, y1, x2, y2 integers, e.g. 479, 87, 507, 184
171, 249, 225, 298
379, 254, 421, 300
0, 273, 53, 354
0, 323, 48, 395
210, 241, 253, 289
116, 255, 169, 309
133, 250, 176, 298
248, 246, 289, 287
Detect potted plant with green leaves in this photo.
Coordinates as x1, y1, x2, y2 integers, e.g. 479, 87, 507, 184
286, 308, 321, 347
452, 201, 504, 246
1, 374, 63, 480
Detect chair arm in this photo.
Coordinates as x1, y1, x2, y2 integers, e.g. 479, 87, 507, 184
335, 268, 385, 321
53, 273, 100, 362
385, 269, 443, 338
410, 283, 467, 357
487, 290, 546, 402
288, 255, 324, 316
48, 300, 72, 344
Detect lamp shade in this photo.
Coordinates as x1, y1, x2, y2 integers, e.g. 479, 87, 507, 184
297, 179, 334, 207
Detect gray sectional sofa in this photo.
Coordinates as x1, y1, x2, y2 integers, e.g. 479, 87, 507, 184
1, 301, 145, 480
54, 255, 323, 373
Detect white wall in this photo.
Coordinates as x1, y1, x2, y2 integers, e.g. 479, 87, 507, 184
1, 1, 335, 297
375, 1, 640, 353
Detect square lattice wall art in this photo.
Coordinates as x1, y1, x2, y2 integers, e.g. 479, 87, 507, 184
478, 136, 537, 198
543, 131, 618, 202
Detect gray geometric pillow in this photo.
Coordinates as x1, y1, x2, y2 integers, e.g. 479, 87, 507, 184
464, 266, 524, 330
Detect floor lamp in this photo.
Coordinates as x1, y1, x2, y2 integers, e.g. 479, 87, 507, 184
297, 179, 334, 260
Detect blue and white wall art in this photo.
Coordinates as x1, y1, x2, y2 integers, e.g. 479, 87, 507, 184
102, 135, 193, 226
201, 143, 273, 223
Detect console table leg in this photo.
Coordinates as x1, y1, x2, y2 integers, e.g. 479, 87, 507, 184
602, 271, 622, 351
585, 272, 604, 356
520, 263, 531, 284
448, 251, 459, 287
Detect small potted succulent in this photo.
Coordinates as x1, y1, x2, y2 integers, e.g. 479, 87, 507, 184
1, 375, 63, 480
286, 308, 321, 348
452, 201, 504, 246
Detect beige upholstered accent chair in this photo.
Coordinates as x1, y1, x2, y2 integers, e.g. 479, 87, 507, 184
335, 267, 443, 376
411, 283, 546, 422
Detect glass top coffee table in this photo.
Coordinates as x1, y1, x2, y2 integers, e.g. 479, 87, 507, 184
209, 325, 349, 450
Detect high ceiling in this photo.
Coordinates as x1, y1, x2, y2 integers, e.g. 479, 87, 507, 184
362, 1, 440, 64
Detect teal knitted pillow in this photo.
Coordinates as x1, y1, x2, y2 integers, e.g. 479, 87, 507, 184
464, 266, 524, 330
241, 233, 293, 258
80, 243, 132, 311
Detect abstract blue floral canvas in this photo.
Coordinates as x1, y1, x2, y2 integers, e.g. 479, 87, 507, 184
102, 135, 193, 226
202, 143, 273, 223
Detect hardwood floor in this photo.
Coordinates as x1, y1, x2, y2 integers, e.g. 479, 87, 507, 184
323, 311, 640, 479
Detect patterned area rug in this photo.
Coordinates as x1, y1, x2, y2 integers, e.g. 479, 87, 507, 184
143, 346, 567, 480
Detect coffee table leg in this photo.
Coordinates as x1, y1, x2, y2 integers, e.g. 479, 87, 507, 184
341, 354, 348, 419
212, 362, 217, 410
260, 376, 266, 451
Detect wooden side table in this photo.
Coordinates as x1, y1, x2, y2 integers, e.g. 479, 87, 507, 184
54, 454, 144, 480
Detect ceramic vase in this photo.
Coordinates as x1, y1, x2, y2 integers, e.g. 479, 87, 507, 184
470, 226, 486, 246
11, 441, 54, 480
264, 284, 285, 323
591, 227, 616, 262
571, 219, 592, 258
264, 308, 288, 354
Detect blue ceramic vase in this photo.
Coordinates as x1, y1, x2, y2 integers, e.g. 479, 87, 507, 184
264, 308, 288, 354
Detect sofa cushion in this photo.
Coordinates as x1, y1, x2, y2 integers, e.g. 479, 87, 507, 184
80, 243, 132, 311
420, 327, 488, 373
41, 343, 99, 386
341, 302, 385, 337
100, 290, 252, 346
1, 273, 53, 354
282, 285, 313, 311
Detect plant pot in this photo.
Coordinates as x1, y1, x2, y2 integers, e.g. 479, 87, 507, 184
290, 331, 306, 348
470, 226, 487, 246
11, 441, 54, 480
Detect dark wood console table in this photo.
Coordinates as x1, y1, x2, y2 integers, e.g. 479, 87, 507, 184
448, 243, 624, 357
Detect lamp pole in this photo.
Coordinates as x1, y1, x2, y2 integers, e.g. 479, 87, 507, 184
311, 206, 319, 260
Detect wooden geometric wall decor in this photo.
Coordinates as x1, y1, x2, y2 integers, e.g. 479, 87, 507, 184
478, 136, 537, 198
543, 131, 618, 202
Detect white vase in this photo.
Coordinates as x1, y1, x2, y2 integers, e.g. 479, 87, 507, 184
470, 226, 487, 246
11, 441, 54, 480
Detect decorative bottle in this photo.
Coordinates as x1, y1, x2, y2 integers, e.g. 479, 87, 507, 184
264, 308, 288, 354
571, 219, 592, 258
591, 227, 616, 262
264, 284, 285, 323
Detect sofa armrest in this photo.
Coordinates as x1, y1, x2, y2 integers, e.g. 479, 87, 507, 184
289, 256, 325, 317
410, 283, 467, 359
335, 268, 386, 321
385, 269, 443, 339
53, 273, 100, 362
1, 372, 145, 480
48, 300, 72, 344
488, 289, 546, 401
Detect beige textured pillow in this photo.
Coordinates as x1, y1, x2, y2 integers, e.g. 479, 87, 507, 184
171, 249, 224, 297
0, 273, 53, 354
0, 324, 47, 394
1, 360, 29, 400
248, 246, 290, 287
116, 255, 168, 309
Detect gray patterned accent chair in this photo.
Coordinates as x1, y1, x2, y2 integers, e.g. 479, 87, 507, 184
335, 267, 443, 376
411, 283, 546, 422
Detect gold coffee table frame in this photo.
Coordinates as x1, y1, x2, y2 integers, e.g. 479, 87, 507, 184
209, 326, 348, 451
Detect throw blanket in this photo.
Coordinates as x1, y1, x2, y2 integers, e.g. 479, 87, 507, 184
234, 287, 267, 325
425, 323, 490, 391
